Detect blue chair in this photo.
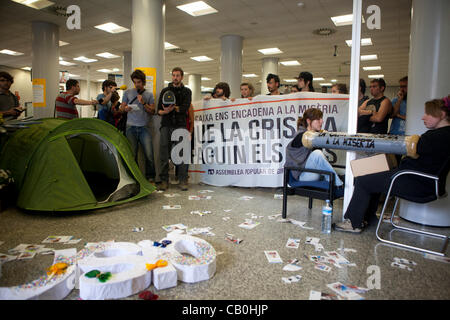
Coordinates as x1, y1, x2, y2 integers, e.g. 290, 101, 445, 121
282, 166, 345, 219
375, 157, 450, 256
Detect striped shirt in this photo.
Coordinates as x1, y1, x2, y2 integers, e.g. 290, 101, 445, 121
55, 92, 78, 119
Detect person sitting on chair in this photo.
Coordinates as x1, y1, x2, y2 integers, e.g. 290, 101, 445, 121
334, 98, 450, 233
285, 108, 344, 189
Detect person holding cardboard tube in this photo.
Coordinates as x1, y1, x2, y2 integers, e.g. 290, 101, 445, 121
285, 108, 344, 189
334, 98, 450, 233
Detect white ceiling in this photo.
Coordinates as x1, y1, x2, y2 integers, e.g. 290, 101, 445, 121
0, 0, 412, 91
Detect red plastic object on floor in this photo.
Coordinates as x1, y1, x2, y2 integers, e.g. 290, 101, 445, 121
138, 290, 159, 300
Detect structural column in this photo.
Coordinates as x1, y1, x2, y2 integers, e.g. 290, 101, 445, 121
122, 51, 133, 89
400, 0, 450, 226
261, 57, 279, 95
220, 35, 243, 99
188, 74, 202, 104
131, 0, 166, 182
31, 21, 59, 119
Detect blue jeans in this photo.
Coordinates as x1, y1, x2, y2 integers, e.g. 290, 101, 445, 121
126, 125, 155, 180
299, 150, 343, 186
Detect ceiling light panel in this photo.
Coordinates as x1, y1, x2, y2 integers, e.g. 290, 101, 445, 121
345, 38, 373, 46
176, 1, 218, 17
0, 49, 24, 56
94, 22, 129, 34
280, 60, 301, 66
258, 48, 283, 55
191, 56, 213, 62
361, 54, 378, 61
96, 52, 120, 59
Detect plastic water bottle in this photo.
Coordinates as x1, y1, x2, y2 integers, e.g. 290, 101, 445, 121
321, 200, 332, 234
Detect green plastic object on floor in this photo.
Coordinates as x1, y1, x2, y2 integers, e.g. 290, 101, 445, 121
0, 118, 155, 212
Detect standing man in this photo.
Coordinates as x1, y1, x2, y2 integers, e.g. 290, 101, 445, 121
119, 69, 156, 183
389, 76, 408, 135
0, 71, 23, 120
266, 73, 282, 95
358, 78, 393, 134
297, 72, 315, 92
97, 79, 117, 125
55, 79, 97, 119
158, 67, 192, 191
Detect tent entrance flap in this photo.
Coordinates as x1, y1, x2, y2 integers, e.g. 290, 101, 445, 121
66, 133, 139, 202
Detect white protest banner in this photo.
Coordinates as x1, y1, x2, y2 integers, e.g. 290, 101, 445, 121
192, 92, 349, 187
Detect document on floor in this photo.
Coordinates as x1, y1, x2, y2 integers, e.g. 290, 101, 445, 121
324, 251, 350, 265
132, 227, 144, 232
238, 219, 260, 230
264, 250, 283, 263
198, 190, 214, 194
309, 290, 341, 300
189, 195, 212, 200
187, 227, 215, 236
191, 210, 212, 217
164, 193, 180, 198
225, 233, 243, 244
42, 236, 74, 244
274, 194, 283, 199
9, 244, 45, 255
282, 275, 301, 284
315, 263, 332, 272
285, 238, 300, 249
162, 223, 187, 232
326, 282, 365, 300
238, 196, 254, 200
163, 205, 181, 210
0, 253, 17, 263
283, 259, 302, 271
305, 237, 323, 251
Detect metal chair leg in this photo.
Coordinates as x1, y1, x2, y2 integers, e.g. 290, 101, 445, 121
376, 193, 449, 257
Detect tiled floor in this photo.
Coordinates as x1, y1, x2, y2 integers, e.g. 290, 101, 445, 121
0, 183, 449, 300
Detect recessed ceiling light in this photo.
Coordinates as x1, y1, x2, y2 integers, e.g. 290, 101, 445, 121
74, 56, 98, 63
94, 22, 129, 34
345, 38, 373, 46
96, 52, 120, 59
313, 77, 324, 81
59, 40, 69, 47
201, 86, 214, 91
67, 73, 80, 78
97, 69, 112, 73
258, 48, 283, 55
368, 74, 384, 78
96, 79, 106, 82
363, 66, 382, 71
243, 74, 258, 78
320, 83, 333, 86
331, 79, 337, 82
21, 67, 31, 71
331, 14, 365, 27
284, 79, 297, 83
176, 1, 218, 17
361, 54, 378, 61
0, 49, 24, 56
59, 60, 76, 66
280, 60, 301, 66
11, 0, 54, 10
201, 77, 211, 81
112, 68, 120, 72
165, 42, 179, 50
190, 56, 213, 62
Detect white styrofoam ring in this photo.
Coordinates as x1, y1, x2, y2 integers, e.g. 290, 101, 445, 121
165, 234, 216, 283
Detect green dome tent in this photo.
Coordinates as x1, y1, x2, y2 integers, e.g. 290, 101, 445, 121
0, 118, 156, 211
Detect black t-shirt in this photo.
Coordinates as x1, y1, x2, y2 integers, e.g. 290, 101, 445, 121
357, 96, 389, 134
400, 126, 450, 175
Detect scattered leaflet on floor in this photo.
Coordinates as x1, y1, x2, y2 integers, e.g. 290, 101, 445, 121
264, 250, 283, 263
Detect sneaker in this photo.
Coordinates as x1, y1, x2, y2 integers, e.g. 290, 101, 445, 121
333, 220, 363, 234
159, 181, 168, 191
179, 181, 188, 191
148, 178, 155, 185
